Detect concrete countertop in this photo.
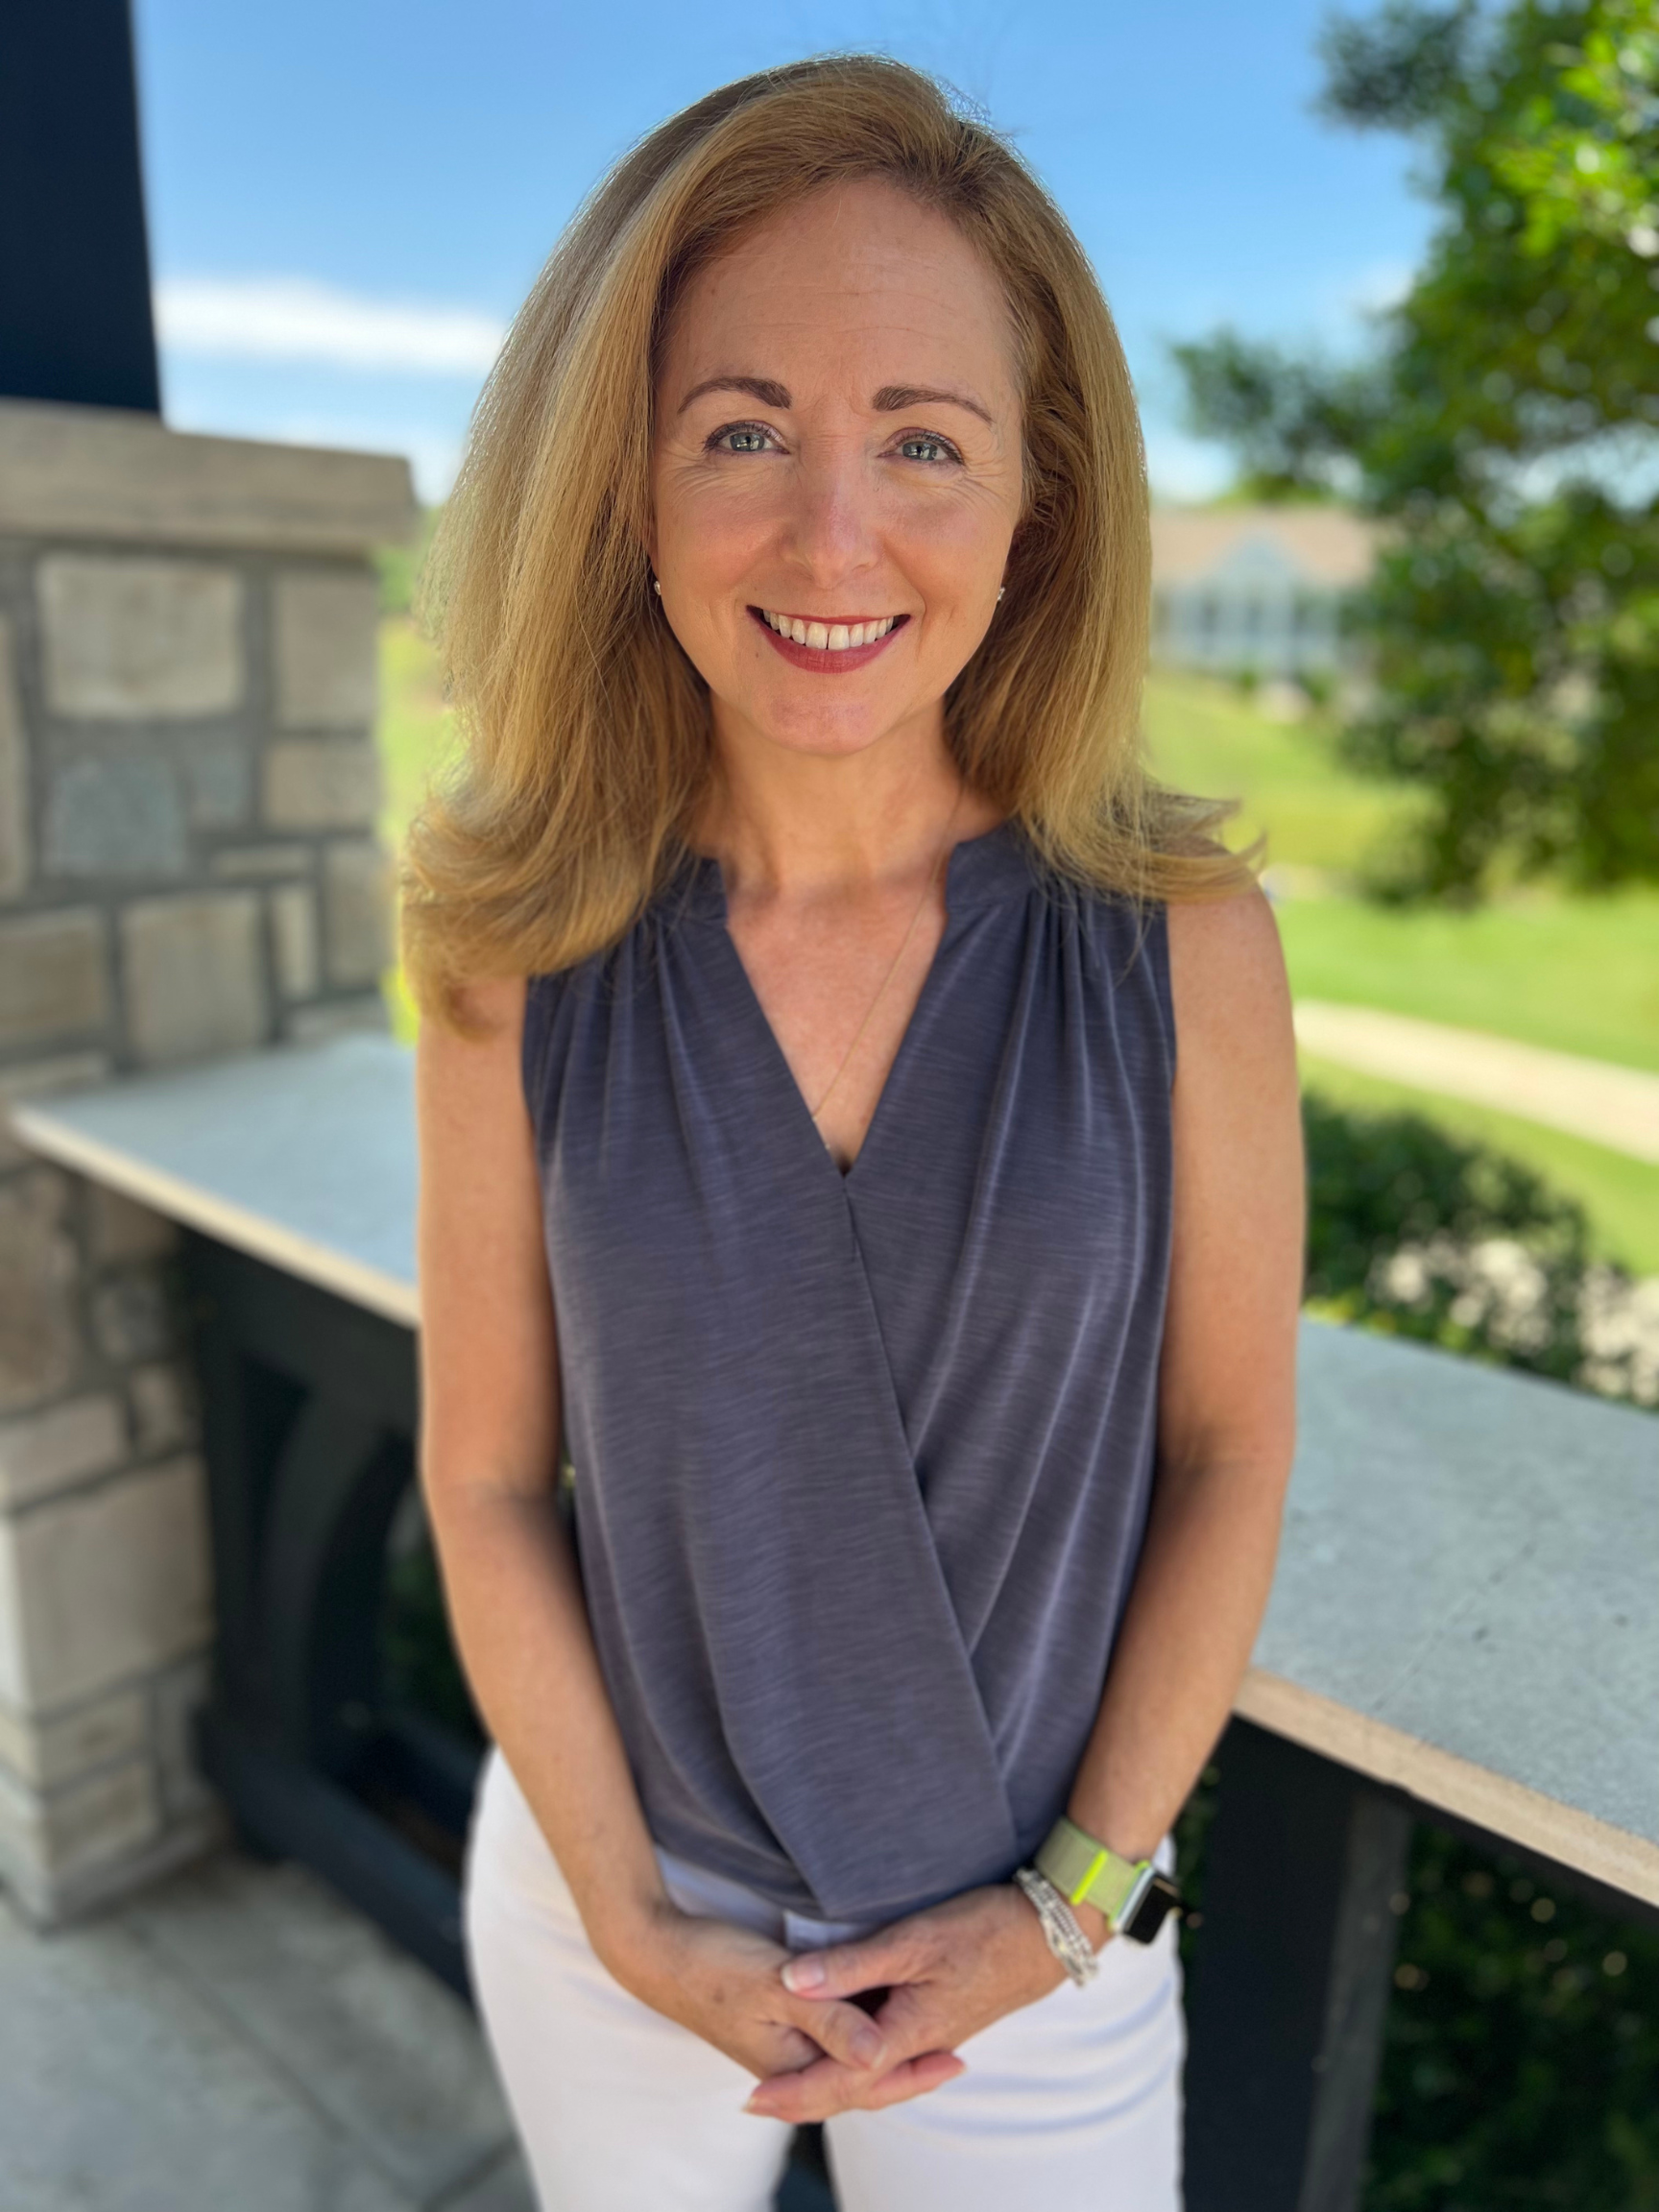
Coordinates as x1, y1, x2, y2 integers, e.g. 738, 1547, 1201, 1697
12, 1032, 421, 1327
12, 1034, 1657, 1910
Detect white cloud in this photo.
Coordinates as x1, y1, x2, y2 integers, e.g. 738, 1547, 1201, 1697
155, 276, 507, 375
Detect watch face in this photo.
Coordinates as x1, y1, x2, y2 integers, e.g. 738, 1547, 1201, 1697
1123, 1875, 1182, 1945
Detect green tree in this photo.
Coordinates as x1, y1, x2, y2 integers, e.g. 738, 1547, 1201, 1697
1173, 0, 1659, 902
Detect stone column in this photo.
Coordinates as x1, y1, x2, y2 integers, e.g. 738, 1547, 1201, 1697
0, 398, 416, 1921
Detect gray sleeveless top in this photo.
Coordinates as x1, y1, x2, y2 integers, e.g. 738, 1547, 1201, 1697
521, 817, 1176, 1924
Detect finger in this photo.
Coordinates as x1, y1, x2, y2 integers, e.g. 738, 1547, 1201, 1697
781, 1934, 911, 1999
746, 2048, 966, 2124
745, 2052, 851, 2121
771, 2024, 823, 2070
782, 1994, 889, 2071
862, 2050, 968, 2110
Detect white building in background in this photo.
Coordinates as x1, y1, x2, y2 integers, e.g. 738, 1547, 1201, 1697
1150, 505, 1377, 680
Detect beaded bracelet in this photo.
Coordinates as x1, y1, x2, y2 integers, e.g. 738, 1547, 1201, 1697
1012, 1864, 1099, 1986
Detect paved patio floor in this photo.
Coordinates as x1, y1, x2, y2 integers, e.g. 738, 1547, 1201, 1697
0, 1848, 536, 2212
0, 1844, 836, 2212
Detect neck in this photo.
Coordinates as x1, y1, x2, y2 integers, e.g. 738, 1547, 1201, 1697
692, 712, 998, 904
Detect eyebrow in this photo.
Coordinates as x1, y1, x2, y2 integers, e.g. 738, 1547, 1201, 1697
678, 374, 790, 414
677, 374, 995, 426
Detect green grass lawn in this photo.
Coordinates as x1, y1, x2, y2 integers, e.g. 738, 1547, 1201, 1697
1276, 896, 1659, 1075
1144, 669, 1659, 1076
1142, 669, 1429, 879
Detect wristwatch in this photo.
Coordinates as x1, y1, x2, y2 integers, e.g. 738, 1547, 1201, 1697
1035, 1814, 1184, 1945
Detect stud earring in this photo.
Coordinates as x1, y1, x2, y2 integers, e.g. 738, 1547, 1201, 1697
652, 577, 662, 596
998, 587, 1005, 601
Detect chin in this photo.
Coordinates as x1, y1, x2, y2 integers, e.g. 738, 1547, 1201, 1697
739, 689, 903, 758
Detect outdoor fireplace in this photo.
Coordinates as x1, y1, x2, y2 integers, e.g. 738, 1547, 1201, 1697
183, 1228, 485, 1990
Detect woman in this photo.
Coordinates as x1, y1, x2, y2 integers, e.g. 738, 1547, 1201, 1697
405, 53, 1304, 2212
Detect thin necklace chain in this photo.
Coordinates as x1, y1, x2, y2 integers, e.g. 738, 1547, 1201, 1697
807, 778, 968, 1125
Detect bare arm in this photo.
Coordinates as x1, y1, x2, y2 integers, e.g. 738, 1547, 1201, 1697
1062, 881, 1305, 1936
415, 973, 669, 1961
416, 973, 906, 2088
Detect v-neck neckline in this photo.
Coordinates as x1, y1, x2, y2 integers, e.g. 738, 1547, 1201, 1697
683, 817, 1031, 1191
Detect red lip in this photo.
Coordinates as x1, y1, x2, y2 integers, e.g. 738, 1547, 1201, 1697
749, 607, 908, 674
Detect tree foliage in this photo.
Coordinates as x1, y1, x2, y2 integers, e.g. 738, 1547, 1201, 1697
1173, 0, 1659, 901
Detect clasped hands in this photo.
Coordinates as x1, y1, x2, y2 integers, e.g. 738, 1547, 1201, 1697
634, 1879, 1109, 2126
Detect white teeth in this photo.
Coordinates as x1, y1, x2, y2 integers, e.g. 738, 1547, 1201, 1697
762, 611, 900, 650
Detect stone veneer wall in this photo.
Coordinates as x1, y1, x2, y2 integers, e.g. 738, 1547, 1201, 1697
0, 398, 416, 1921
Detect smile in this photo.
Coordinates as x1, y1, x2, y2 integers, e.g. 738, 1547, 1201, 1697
748, 606, 909, 672
760, 609, 903, 649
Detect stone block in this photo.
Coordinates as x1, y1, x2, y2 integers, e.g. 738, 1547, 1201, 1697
150, 1652, 215, 1821
282, 992, 389, 1044
0, 1393, 126, 1510
208, 841, 311, 879
273, 569, 380, 729
0, 907, 108, 1047
0, 1050, 109, 1170
0, 1753, 160, 1892
44, 755, 188, 877
121, 891, 267, 1066
323, 839, 392, 988
269, 881, 320, 999
182, 742, 252, 829
0, 1680, 147, 1789
0, 613, 28, 900
0, 1166, 80, 1414
0, 1453, 212, 1709
129, 1360, 199, 1456
91, 1269, 176, 1364
88, 1184, 180, 1264
0, 396, 418, 553
38, 555, 244, 719
262, 737, 380, 830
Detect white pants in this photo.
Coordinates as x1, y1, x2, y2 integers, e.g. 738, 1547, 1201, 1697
463, 1745, 1186, 2210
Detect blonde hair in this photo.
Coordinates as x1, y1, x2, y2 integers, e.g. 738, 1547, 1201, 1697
400, 52, 1261, 1033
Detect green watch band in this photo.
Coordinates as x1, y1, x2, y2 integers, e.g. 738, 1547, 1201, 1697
1035, 1814, 1154, 1929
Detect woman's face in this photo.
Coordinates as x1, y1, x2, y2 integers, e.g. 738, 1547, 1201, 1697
648, 177, 1024, 768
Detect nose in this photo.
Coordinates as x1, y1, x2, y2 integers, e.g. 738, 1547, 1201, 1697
781, 436, 881, 589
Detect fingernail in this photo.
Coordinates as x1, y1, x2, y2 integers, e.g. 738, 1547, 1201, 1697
852, 2024, 885, 2067
782, 1954, 825, 1992
742, 2093, 771, 2116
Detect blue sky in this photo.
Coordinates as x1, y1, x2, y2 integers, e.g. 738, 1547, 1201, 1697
132, 0, 1435, 503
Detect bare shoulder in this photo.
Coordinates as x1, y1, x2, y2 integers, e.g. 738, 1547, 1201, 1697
1164, 881, 1292, 1045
